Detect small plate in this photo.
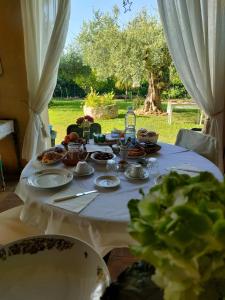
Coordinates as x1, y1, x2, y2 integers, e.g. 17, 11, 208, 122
94, 175, 120, 188
124, 169, 149, 180
74, 166, 95, 177
27, 168, 73, 189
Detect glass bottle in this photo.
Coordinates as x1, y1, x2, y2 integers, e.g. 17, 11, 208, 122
82, 120, 90, 143
125, 106, 136, 144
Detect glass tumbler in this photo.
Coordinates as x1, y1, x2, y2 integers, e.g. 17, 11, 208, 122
147, 157, 160, 179
106, 159, 119, 177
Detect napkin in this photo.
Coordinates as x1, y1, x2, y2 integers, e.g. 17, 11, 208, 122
48, 186, 99, 213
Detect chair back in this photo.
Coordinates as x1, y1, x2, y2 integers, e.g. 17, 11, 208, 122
175, 129, 218, 165
67, 123, 101, 139
67, 124, 83, 137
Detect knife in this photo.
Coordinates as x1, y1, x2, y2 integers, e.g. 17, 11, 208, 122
53, 190, 98, 203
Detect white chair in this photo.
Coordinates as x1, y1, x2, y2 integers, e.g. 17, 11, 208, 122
0, 234, 110, 300
175, 129, 218, 165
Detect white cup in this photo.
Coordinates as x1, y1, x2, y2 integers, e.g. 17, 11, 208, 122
75, 161, 91, 175
127, 163, 144, 178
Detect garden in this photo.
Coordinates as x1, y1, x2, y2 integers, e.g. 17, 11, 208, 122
50, 7, 202, 143
49, 98, 202, 145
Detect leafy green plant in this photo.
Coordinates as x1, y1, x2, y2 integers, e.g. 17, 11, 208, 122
84, 88, 115, 107
128, 172, 225, 300
101, 91, 115, 106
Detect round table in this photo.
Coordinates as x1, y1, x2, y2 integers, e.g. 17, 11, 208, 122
16, 142, 223, 255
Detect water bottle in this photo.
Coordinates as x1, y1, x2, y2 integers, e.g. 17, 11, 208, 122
125, 107, 136, 144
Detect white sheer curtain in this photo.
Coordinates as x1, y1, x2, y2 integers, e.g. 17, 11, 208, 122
157, 0, 225, 171
20, 0, 70, 160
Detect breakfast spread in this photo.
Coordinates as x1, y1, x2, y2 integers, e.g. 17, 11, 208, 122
63, 132, 84, 145
137, 128, 158, 143
128, 146, 145, 158
37, 147, 66, 164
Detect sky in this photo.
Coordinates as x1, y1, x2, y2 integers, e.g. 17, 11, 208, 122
65, 0, 158, 48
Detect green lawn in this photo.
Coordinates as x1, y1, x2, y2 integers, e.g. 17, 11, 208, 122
49, 99, 202, 144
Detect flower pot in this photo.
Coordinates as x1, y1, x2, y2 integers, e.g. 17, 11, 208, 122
83, 104, 118, 119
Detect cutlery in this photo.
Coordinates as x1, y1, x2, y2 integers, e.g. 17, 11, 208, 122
169, 167, 201, 173
53, 190, 98, 203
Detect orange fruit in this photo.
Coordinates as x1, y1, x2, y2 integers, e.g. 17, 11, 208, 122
69, 132, 79, 141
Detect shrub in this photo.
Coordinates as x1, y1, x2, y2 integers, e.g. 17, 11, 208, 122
84, 88, 115, 108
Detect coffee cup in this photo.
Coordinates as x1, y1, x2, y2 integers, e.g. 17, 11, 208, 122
75, 161, 91, 175
127, 163, 144, 178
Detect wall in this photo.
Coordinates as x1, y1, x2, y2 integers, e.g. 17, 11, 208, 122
0, 0, 29, 173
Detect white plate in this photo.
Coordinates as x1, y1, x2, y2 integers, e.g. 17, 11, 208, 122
124, 169, 149, 180
74, 166, 95, 177
0, 235, 110, 300
94, 175, 120, 188
27, 168, 73, 189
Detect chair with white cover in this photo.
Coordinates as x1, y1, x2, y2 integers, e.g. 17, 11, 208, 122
175, 129, 218, 165
0, 234, 110, 300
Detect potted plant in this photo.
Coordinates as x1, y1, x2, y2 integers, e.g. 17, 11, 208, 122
83, 88, 118, 119
127, 172, 225, 300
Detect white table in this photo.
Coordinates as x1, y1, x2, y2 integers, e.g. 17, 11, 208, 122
16, 143, 223, 256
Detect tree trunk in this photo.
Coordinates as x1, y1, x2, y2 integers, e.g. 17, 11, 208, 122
144, 73, 162, 113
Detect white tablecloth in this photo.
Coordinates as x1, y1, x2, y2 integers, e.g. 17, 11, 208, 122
16, 143, 223, 255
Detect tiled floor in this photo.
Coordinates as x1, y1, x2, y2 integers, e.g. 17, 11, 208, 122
0, 176, 22, 213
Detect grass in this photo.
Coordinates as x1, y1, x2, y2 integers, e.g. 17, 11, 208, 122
49, 98, 202, 144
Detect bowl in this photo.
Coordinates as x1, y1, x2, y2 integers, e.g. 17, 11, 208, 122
90, 152, 116, 165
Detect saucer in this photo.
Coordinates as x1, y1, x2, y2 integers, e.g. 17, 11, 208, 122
74, 166, 95, 177
94, 175, 120, 188
124, 169, 149, 180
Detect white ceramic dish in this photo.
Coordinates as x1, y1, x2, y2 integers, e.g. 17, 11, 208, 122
91, 152, 117, 165
94, 175, 120, 188
0, 235, 110, 300
27, 168, 73, 189
74, 166, 95, 177
124, 169, 149, 180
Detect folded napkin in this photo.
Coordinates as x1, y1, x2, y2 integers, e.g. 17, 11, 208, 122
48, 186, 99, 213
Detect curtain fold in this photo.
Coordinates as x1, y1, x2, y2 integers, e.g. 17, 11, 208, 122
157, 0, 225, 171
20, 0, 70, 160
